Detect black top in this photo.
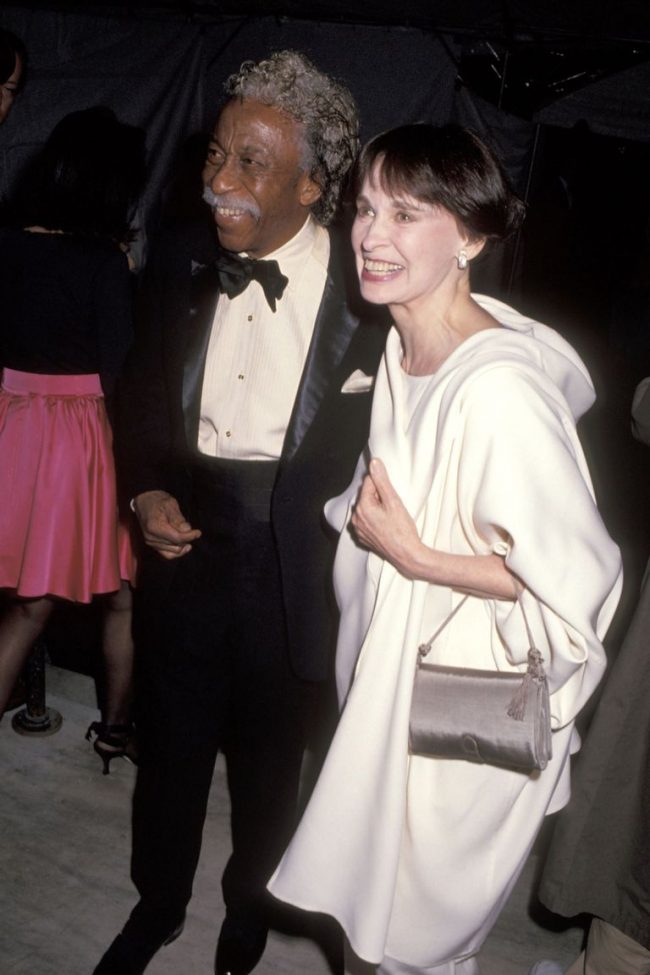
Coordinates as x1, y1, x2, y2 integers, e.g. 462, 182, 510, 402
0, 227, 133, 411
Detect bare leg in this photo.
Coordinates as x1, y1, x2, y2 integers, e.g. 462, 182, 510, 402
99, 580, 134, 726
86, 581, 136, 772
0, 596, 55, 718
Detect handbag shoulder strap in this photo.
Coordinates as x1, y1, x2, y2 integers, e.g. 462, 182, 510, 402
418, 594, 470, 660
418, 588, 547, 681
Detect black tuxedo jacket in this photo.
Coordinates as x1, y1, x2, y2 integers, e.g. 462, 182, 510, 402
118, 218, 388, 681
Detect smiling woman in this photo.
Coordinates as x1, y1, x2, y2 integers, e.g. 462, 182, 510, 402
0, 29, 26, 125
269, 123, 623, 975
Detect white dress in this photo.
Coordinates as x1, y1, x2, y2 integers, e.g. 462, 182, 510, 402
269, 296, 623, 970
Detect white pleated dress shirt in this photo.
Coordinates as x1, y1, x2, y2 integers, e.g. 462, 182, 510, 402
198, 216, 330, 460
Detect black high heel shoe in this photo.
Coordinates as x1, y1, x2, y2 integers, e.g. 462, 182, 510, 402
85, 721, 137, 775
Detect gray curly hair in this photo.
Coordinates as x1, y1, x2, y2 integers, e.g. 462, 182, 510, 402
224, 50, 359, 226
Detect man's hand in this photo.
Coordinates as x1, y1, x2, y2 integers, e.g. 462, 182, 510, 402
133, 490, 201, 560
350, 458, 424, 578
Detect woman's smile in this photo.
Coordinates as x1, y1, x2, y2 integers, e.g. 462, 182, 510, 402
360, 257, 405, 281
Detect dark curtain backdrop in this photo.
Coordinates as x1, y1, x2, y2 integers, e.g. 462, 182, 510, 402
0, 8, 203, 229
536, 59, 650, 144
0, 6, 461, 237
1, 3, 648, 304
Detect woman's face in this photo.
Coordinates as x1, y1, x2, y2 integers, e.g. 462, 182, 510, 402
0, 54, 22, 125
351, 162, 469, 309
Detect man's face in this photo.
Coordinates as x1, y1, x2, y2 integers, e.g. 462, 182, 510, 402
202, 98, 321, 258
0, 54, 22, 126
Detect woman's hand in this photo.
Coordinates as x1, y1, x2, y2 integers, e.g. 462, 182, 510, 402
351, 458, 516, 598
350, 458, 424, 578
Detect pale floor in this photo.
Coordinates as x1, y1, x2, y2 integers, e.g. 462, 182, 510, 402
0, 666, 585, 975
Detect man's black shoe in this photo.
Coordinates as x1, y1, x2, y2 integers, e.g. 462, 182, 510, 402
215, 914, 268, 975
92, 915, 185, 974
92, 932, 151, 975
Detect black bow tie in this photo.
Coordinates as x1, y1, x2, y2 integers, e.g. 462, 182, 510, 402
213, 250, 288, 312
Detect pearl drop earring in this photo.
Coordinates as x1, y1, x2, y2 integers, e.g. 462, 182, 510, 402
457, 250, 468, 270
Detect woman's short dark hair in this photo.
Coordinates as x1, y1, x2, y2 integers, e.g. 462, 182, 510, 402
0, 29, 26, 87
13, 106, 146, 244
354, 124, 525, 242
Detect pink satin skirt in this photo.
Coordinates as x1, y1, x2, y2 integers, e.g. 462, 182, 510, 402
0, 369, 136, 602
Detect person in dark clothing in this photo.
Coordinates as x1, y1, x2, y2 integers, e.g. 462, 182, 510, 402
92, 51, 387, 975
0, 107, 146, 770
0, 28, 26, 125
530, 379, 650, 975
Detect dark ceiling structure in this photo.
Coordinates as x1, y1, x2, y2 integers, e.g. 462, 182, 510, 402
8, 0, 650, 120
6, 0, 650, 41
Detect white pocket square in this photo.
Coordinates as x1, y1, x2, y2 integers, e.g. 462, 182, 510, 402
341, 369, 375, 394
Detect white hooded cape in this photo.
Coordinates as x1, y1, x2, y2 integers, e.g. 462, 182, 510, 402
269, 296, 623, 968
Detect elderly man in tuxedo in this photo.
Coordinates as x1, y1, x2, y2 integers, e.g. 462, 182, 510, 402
94, 51, 386, 975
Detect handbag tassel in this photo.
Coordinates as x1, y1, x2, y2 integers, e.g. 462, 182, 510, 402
507, 647, 546, 721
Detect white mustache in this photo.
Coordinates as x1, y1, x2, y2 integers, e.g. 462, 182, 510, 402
202, 187, 260, 219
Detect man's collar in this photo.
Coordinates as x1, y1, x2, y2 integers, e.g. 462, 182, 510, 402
240, 215, 318, 274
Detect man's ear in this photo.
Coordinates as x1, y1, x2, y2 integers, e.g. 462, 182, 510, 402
299, 172, 322, 208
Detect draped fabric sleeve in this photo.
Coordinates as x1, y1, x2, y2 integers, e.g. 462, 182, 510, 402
455, 364, 623, 729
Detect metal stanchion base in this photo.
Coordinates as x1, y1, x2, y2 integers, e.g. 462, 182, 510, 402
12, 706, 63, 737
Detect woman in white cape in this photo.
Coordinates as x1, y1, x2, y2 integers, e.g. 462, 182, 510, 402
269, 124, 623, 975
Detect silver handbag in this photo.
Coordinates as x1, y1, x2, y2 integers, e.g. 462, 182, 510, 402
409, 593, 552, 772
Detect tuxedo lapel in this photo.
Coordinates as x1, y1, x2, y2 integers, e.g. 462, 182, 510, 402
282, 246, 359, 462
181, 263, 220, 449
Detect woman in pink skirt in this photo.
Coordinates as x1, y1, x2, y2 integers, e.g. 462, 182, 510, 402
0, 106, 146, 771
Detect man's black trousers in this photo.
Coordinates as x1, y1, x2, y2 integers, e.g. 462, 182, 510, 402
130, 457, 311, 929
